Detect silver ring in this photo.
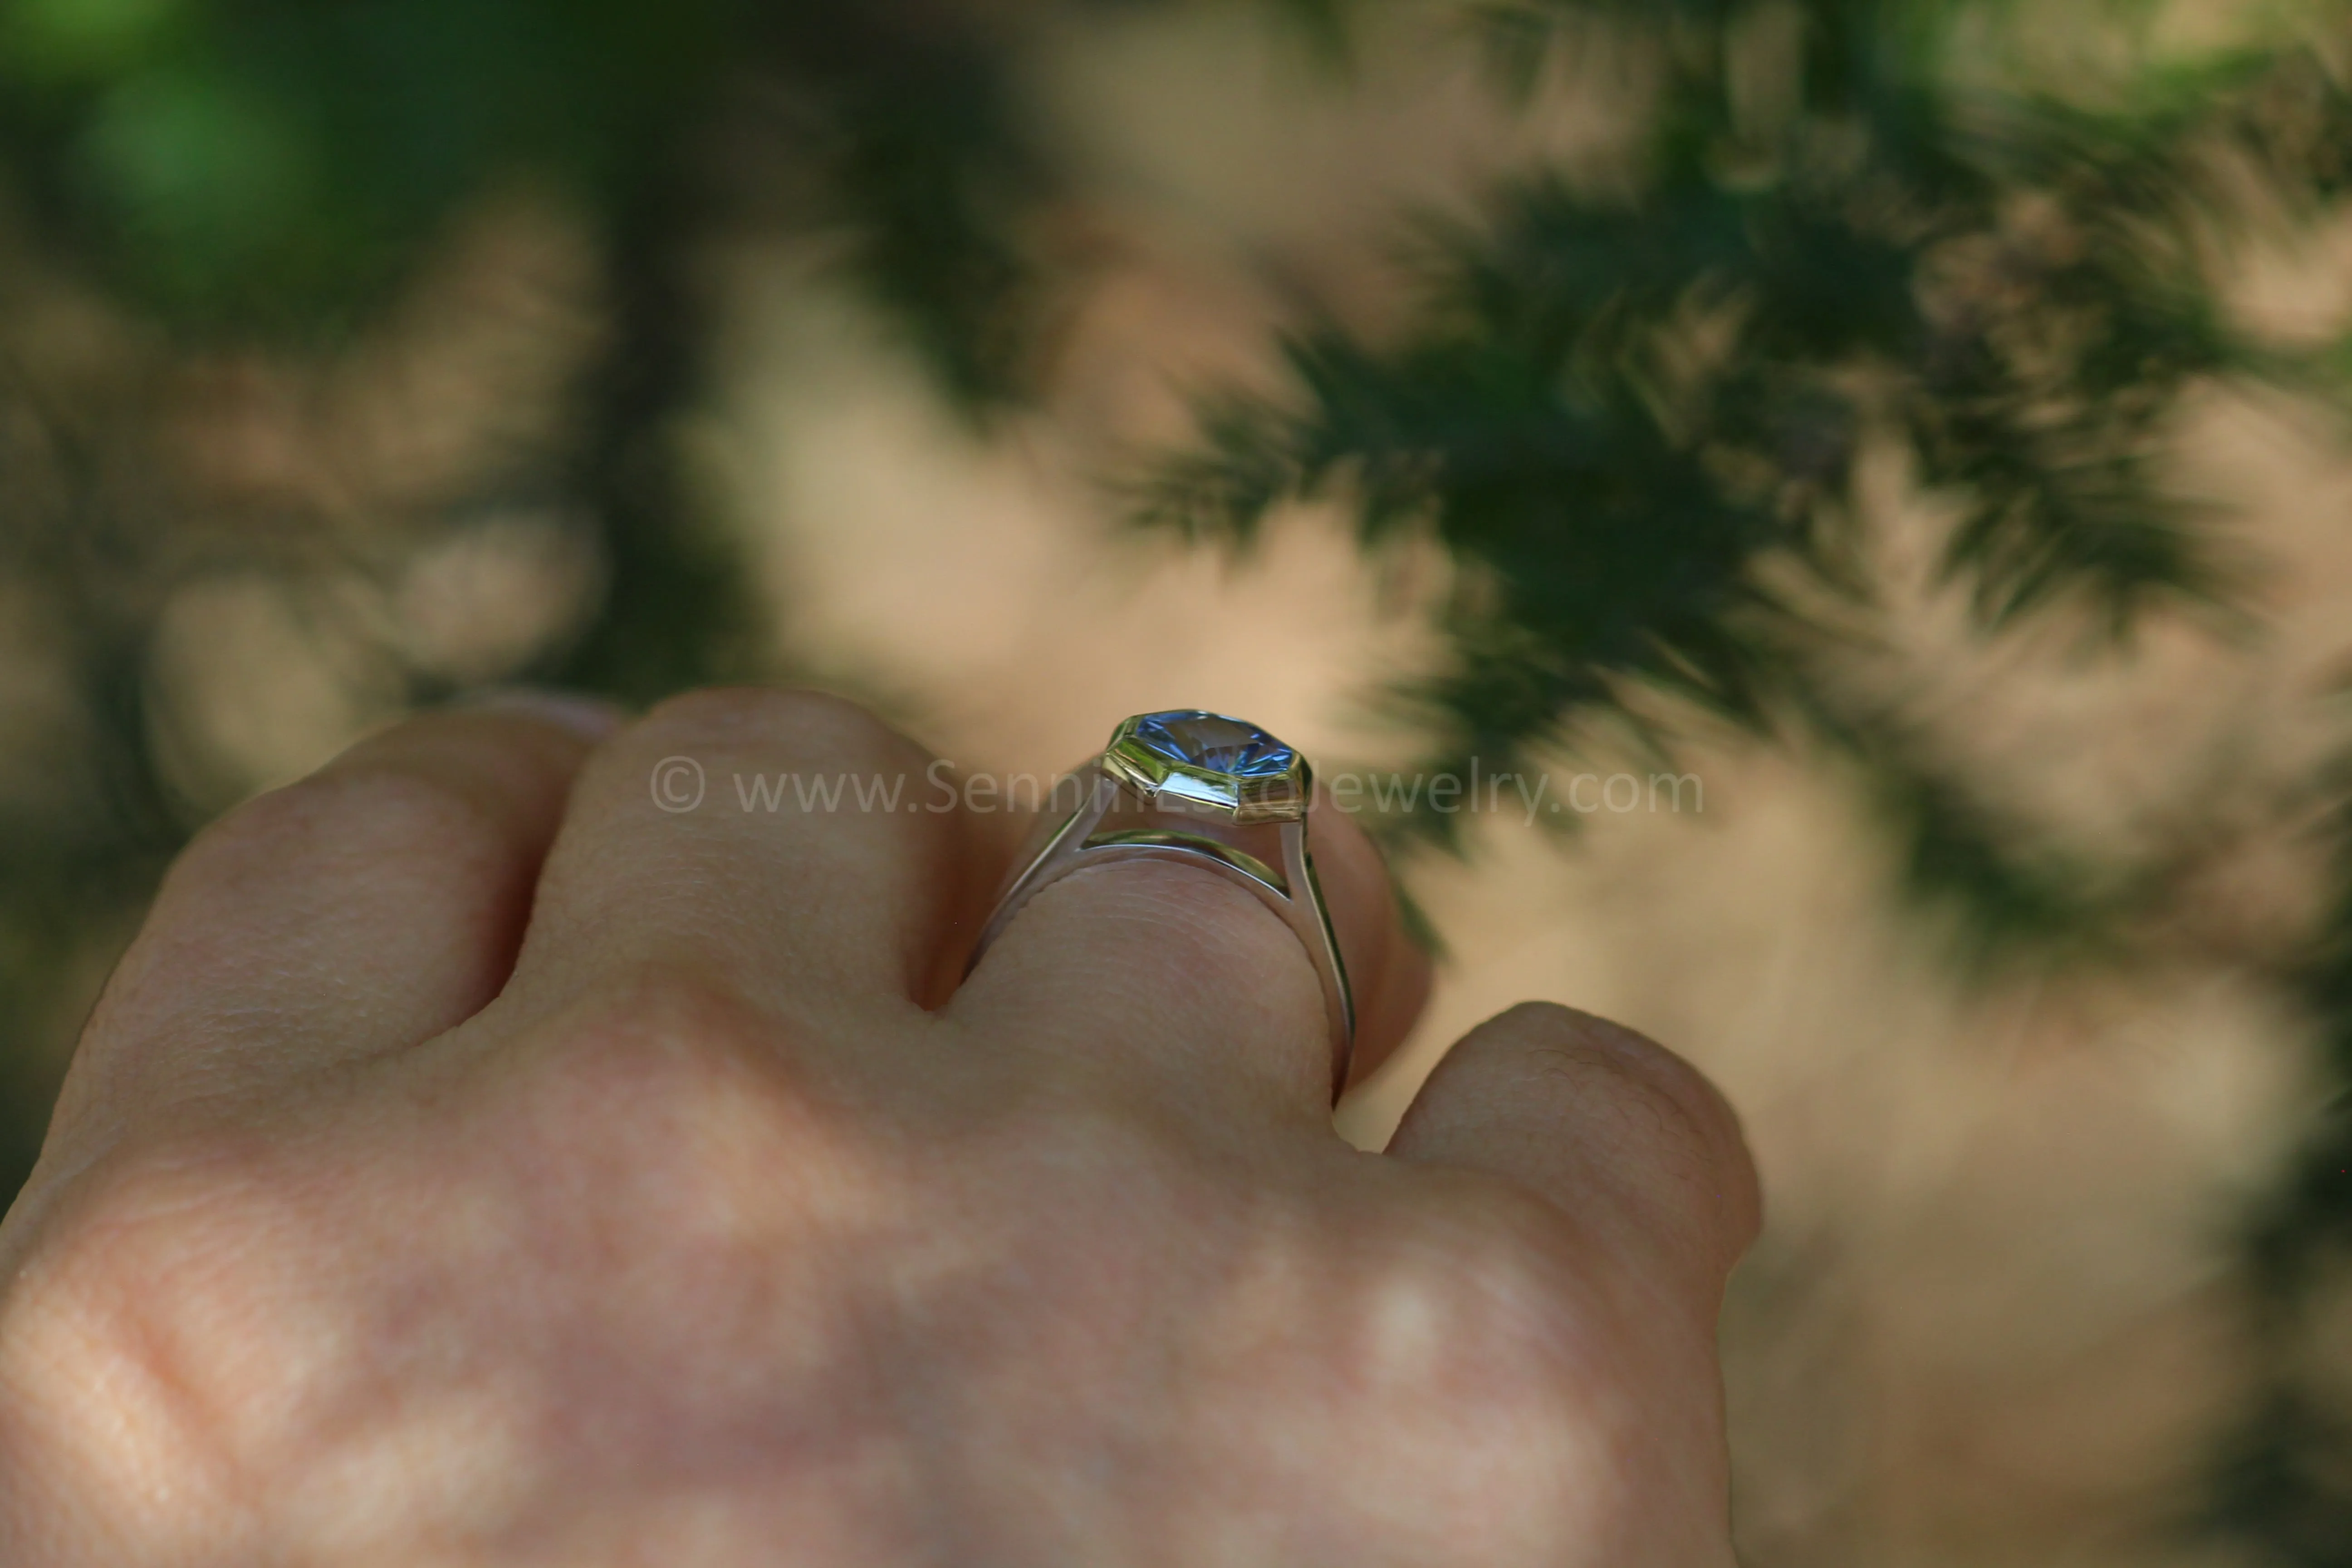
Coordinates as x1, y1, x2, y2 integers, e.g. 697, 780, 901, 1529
966, 710, 1356, 1100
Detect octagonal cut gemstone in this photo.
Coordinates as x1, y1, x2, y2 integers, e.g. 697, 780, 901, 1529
1131, 710, 1297, 779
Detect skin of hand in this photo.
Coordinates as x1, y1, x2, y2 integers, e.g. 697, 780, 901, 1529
0, 689, 1759, 1566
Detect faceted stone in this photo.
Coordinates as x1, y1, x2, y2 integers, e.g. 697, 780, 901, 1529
1130, 710, 1297, 779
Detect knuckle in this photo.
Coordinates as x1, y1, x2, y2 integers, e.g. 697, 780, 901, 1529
960, 1090, 1224, 1274
1329, 1181, 1584, 1401
178, 765, 512, 890
1516, 1004, 1717, 1128
1411, 1187, 1589, 1369
486, 966, 880, 1226
1040, 1095, 1203, 1194
1328, 1187, 1677, 1543
1374, 1187, 1664, 1437
638, 686, 920, 773
513, 965, 783, 1104
0, 1130, 299, 1456
976, 1088, 1203, 1220
1506, 1004, 1760, 1250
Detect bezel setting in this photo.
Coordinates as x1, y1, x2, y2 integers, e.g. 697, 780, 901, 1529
1101, 710, 1312, 825
967, 706, 1354, 1099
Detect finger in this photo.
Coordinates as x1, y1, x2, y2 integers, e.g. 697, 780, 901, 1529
950, 787, 1422, 1119
1311, 792, 1431, 1088
53, 700, 614, 1136
1386, 1004, 1761, 1314
504, 687, 985, 1022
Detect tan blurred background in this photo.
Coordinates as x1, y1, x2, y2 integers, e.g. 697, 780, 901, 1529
8, 0, 2352, 1562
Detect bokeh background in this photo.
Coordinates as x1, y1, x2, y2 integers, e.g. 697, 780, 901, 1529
9, 0, 2352, 1560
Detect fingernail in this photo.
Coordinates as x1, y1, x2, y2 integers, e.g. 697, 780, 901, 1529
456, 686, 628, 741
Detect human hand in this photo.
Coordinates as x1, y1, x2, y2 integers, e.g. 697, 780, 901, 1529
0, 689, 1758, 1565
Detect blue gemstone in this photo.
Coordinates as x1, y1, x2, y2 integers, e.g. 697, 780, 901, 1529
1132, 710, 1297, 778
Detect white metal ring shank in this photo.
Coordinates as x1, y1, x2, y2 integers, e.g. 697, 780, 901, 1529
966, 767, 1357, 1100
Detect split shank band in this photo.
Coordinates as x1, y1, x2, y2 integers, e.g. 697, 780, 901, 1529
965, 710, 1357, 1101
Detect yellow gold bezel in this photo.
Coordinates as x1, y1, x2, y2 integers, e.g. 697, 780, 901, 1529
1100, 713, 1312, 825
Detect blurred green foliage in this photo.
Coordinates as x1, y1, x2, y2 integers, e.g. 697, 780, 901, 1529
1144, 0, 2287, 871
9, 0, 2352, 1556
0, 0, 1058, 402
1, 0, 735, 326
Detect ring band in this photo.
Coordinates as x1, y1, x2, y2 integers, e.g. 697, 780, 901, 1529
965, 710, 1357, 1100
